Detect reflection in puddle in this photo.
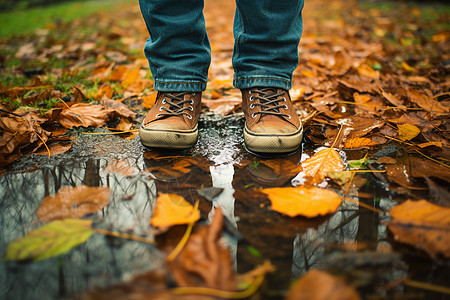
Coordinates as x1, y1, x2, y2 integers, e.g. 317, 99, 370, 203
0, 115, 413, 299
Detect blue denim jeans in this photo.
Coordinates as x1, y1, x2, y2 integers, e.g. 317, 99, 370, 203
139, 0, 304, 92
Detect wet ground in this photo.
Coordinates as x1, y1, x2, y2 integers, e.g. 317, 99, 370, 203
1, 114, 448, 300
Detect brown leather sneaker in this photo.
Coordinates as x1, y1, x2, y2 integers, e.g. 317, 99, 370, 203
241, 87, 303, 153
139, 91, 202, 149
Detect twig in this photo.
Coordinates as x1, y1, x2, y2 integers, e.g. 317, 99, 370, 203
58, 97, 71, 109
81, 129, 140, 135
94, 228, 155, 244
172, 274, 265, 299
0, 108, 23, 117
166, 200, 199, 262
403, 279, 450, 295
415, 149, 450, 169
343, 197, 382, 214
346, 170, 386, 173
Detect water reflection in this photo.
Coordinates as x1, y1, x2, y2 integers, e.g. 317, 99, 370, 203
1, 115, 400, 299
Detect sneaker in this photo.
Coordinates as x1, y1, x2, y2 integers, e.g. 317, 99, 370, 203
139, 91, 201, 149
241, 87, 303, 153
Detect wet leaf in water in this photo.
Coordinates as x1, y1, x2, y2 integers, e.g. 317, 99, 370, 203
302, 148, 345, 184
262, 187, 341, 218
167, 207, 236, 290
150, 193, 200, 228
344, 137, 378, 149
397, 123, 420, 141
36, 185, 111, 222
58, 103, 114, 128
3, 219, 94, 261
34, 142, 72, 156
387, 200, 450, 259
286, 269, 361, 300
425, 177, 450, 208
103, 158, 138, 177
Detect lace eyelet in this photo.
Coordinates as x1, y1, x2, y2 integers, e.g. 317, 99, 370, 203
162, 99, 166, 104
188, 106, 194, 111
287, 115, 292, 119
192, 92, 196, 96
159, 106, 164, 111
250, 103, 255, 109
249, 91, 252, 94
186, 114, 193, 120
156, 114, 162, 118
250, 96, 254, 102
190, 99, 194, 104
283, 105, 288, 109
282, 97, 286, 102
251, 113, 257, 118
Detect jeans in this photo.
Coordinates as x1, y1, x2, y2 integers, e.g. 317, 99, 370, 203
139, 0, 304, 92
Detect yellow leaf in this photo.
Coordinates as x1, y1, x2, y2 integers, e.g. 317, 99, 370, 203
262, 186, 341, 218
302, 148, 345, 184
397, 123, 420, 141
150, 193, 200, 228
344, 137, 378, 149
142, 93, 158, 108
121, 68, 140, 88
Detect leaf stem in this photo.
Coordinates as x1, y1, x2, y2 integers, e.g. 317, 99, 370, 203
81, 129, 140, 135
58, 97, 71, 109
35, 131, 51, 159
171, 274, 265, 299
403, 279, 450, 295
94, 228, 155, 244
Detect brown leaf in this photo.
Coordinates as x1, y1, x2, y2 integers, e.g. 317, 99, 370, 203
262, 186, 341, 218
167, 207, 236, 291
36, 185, 111, 222
425, 177, 450, 208
302, 148, 345, 184
409, 157, 450, 183
380, 90, 406, 109
203, 96, 241, 115
287, 269, 361, 300
407, 88, 448, 114
344, 137, 378, 149
387, 200, 450, 259
34, 142, 72, 156
100, 98, 136, 119
58, 103, 114, 128
142, 93, 158, 108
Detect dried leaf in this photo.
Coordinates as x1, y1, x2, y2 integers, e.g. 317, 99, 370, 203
100, 98, 136, 119
407, 88, 449, 114
397, 123, 420, 141
36, 185, 111, 222
142, 93, 158, 108
262, 186, 341, 218
34, 142, 72, 156
287, 269, 361, 300
344, 137, 378, 149
167, 207, 236, 290
302, 148, 345, 184
58, 103, 114, 128
150, 193, 200, 228
387, 200, 450, 259
3, 219, 94, 261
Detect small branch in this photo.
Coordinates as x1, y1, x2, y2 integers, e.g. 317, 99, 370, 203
403, 279, 450, 295
0, 108, 23, 117
81, 129, 140, 135
35, 132, 51, 159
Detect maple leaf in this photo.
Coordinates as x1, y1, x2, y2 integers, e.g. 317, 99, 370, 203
36, 185, 111, 222
387, 200, 450, 259
262, 186, 341, 218
150, 193, 200, 228
302, 148, 345, 184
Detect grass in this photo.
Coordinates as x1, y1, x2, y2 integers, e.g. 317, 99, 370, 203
0, 0, 128, 38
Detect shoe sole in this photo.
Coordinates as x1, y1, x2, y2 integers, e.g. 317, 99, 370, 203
139, 125, 198, 149
244, 124, 303, 153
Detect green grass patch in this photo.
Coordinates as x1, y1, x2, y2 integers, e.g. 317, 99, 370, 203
0, 0, 128, 38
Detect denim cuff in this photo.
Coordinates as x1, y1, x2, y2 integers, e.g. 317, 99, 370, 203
233, 76, 293, 90
154, 80, 207, 92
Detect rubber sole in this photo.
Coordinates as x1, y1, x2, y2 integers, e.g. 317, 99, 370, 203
244, 124, 303, 153
139, 125, 198, 149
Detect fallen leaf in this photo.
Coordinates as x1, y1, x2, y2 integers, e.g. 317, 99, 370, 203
3, 219, 94, 261
425, 177, 450, 208
380, 90, 406, 109
262, 186, 341, 218
36, 185, 111, 222
409, 157, 450, 183
150, 193, 200, 228
202, 96, 241, 115
100, 98, 136, 119
376, 157, 397, 164
344, 137, 378, 149
286, 269, 361, 300
167, 207, 236, 290
302, 148, 345, 184
142, 93, 158, 108
121, 67, 140, 88
58, 103, 114, 128
417, 141, 442, 148
387, 200, 450, 259
397, 123, 420, 141
34, 142, 72, 156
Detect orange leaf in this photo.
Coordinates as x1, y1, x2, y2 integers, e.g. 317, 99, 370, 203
58, 103, 114, 128
121, 68, 140, 88
36, 185, 111, 222
344, 137, 378, 149
262, 186, 341, 218
287, 269, 361, 300
302, 148, 345, 184
142, 93, 158, 108
387, 200, 450, 259
150, 193, 200, 228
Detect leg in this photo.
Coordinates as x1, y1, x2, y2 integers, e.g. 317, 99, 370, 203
233, 0, 305, 153
139, 0, 211, 92
138, 0, 210, 149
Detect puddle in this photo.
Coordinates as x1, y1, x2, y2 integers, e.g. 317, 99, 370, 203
0, 114, 446, 299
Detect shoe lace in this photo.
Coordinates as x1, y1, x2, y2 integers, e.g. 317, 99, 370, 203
156, 92, 196, 120
249, 87, 291, 119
